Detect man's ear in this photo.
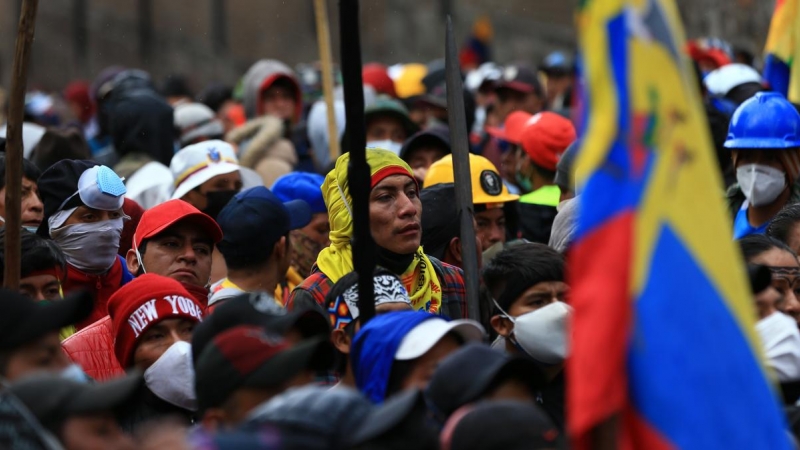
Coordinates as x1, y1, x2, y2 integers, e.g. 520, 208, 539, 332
448, 237, 463, 265
331, 328, 352, 355
490, 314, 514, 338
273, 236, 288, 262
125, 249, 140, 275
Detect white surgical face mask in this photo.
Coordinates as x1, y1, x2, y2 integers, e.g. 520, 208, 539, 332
367, 139, 403, 155
494, 300, 572, 365
736, 163, 786, 207
143, 340, 197, 411
61, 363, 90, 383
50, 218, 124, 274
756, 312, 800, 382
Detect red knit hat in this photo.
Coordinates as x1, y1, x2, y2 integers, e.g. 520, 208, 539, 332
108, 274, 204, 368
520, 112, 577, 172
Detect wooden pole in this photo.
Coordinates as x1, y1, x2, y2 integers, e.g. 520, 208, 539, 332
4, 0, 39, 290
314, 0, 341, 166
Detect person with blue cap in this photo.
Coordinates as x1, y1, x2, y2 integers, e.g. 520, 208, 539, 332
271, 172, 330, 304
725, 92, 800, 239
209, 186, 312, 309
36, 160, 133, 330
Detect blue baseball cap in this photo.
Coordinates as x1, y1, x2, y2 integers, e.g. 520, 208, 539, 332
216, 187, 312, 258
271, 172, 327, 215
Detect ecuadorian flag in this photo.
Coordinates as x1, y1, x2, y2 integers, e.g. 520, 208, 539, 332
567, 0, 790, 448
764, 0, 800, 101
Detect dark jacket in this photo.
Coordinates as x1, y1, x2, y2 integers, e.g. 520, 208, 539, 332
117, 385, 194, 435
726, 180, 800, 219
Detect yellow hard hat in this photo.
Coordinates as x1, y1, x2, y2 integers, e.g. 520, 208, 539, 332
394, 64, 428, 99
423, 154, 519, 206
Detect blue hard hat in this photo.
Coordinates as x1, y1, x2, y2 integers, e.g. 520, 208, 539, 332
724, 91, 800, 149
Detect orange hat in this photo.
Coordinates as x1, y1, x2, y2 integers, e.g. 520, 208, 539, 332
486, 111, 533, 145
520, 112, 576, 172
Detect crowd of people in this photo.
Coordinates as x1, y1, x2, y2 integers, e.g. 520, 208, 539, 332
0, 32, 797, 449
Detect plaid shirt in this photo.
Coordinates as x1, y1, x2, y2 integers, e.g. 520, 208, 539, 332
286, 257, 468, 319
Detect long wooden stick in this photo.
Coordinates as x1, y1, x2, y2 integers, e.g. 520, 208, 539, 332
4, 0, 39, 290
314, 0, 341, 166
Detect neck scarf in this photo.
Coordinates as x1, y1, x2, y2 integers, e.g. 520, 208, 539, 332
316, 149, 442, 313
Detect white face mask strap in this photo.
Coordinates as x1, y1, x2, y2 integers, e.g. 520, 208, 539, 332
492, 298, 516, 323
133, 236, 146, 274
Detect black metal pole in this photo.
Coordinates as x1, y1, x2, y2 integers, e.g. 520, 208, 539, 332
446, 16, 481, 321
340, 0, 376, 323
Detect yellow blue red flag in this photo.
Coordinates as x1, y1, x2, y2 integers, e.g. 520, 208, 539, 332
567, 0, 790, 448
764, 0, 800, 101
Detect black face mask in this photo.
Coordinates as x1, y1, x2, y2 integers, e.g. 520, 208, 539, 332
202, 190, 239, 220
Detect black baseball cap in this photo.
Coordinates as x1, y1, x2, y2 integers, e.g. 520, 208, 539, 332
426, 343, 545, 421
495, 64, 543, 96
448, 400, 563, 450
6, 372, 142, 433
347, 389, 438, 448
195, 325, 334, 411
420, 183, 460, 261
0, 289, 93, 350
399, 126, 451, 162
216, 186, 312, 260
191, 292, 331, 364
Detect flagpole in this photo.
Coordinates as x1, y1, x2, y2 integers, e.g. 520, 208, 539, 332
339, 0, 376, 324
4, 0, 39, 290
313, 0, 341, 165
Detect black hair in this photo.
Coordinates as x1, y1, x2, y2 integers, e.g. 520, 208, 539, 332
222, 233, 290, 271
0, 154, 42, 188
0, 228, 66, 284
767, 203, 800, 245
531, 161, 557, 183
196, 83, 233, 113
482, 242, 565, 311
738, 234, 797, 263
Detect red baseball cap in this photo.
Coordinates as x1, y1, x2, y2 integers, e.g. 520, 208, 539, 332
133, 199, 223, 251
486, 111, 533, 144
520, 112, 577, 172
363, 63, 397, 98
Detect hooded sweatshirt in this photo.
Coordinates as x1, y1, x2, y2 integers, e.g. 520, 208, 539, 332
241, 59, 302, 122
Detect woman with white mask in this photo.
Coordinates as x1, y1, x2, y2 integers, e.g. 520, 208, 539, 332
107, 274, 204, 433
36, 160, 134, 330
483, 242, 570, 432
725, 92, 800, 240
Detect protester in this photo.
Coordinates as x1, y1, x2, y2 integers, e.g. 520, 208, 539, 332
289, 149, 469, 320
726, 92, 800, 239
210, 186, 311, 308
63, 80, 98, 140
36, 160, 133, 330
170, 140, 243, 220
195, 325, 333, 431
426, 343, 542, 423
539, 51, 575, 114
482, 242, 570, 430
419, 183, 483, 269
493, 64, 545, 123
441, 400, 564, 450
271, 172, 331, 302
174, 102, 225, 147
485, 110, 534, 193
399, 125, 451, 183
196, 83, 245, 135
326, 269, 413, 387
107, 274, 204, 432
6, 373, 141, 450
0, 154, 43, 232
350, 311, 484, 403
739, 234, 800, 325
0, 289, 91, 382
362, 63, 398, 98
515, 112, 577, 243
425, 153, 518, 253
0, 229, 66, 303
768, 203, 800, 255
363, 96, 420, 155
